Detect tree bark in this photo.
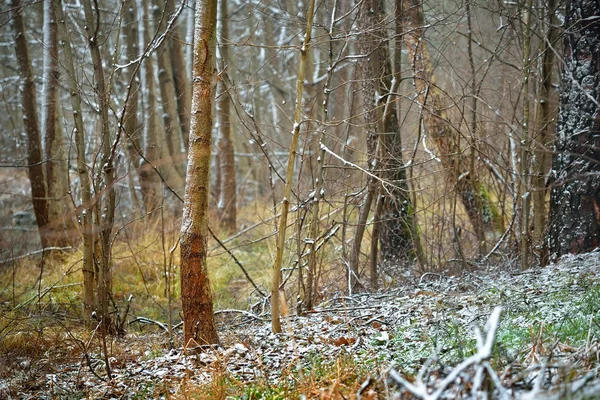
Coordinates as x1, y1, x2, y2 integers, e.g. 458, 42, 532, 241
216, 0, 237, 232
180, 0, 220, 345
533, 0, 559, 265
549, 0, 600, 257
11, 0, 50, 249
42, 0, 72, 248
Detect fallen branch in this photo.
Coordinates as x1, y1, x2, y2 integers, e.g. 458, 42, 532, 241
388, 307, 503, 400
129, 317, 168, 332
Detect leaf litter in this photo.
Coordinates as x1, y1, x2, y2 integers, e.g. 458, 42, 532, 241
1, 250, 599, 399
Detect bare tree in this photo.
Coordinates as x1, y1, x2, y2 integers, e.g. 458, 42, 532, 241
54, 0, 95, 322
82, 0, 115, 334
180, 0, 220, 345
271, 0, 316, 333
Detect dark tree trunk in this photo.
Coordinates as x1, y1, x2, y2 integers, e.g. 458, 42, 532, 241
11, 0, 50, 248
549, 0, 600, 257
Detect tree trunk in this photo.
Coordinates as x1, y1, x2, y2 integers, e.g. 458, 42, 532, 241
54, 0, 95, 323
180, 0, 220, 345
11, 0, 50, 249
549, 0, 600, 257
402, 0, 487, 254
519, 0, 533, 269
271, 0, 316, 333
153, 0, 186, 179
82, 0, 115, 335
533, 0, 559, 265
121, 0, 144, 202
42, 0, 72, 248
350, 0, 419, 289
216, 0, 237, 232
167, 0, 192, 150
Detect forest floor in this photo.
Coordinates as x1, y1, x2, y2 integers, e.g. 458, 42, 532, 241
1, 250, 600, 399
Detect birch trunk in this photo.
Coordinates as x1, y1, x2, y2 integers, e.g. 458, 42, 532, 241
180, 0, 219, 345
217, 0, 237, 232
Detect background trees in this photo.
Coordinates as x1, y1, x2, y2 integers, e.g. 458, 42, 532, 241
1, 0, 599, 338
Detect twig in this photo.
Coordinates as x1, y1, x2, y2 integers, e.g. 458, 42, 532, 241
129, 317, 168, 332
214, 309, 267, 321
1, 246, 72, 264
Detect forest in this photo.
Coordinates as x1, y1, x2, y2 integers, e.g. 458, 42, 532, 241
0, 0, 599, 398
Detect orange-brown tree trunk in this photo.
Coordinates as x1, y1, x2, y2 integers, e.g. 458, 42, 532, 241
180, 0, 219, 345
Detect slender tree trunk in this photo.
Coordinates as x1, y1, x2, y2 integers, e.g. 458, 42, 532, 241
395, 0, 426, 269
402, 0, 486, 254
42, 0, 72, 247
533, 0, 559, 265
121, 0, 144, 202
465, 0, 485, 255
153, 0, 186, 179
520, 0, 533, 269
180, 0, 220, 345
11, 0, 50, 249
54, 0, 95, 323
82, 0, 115, 334
549, 0, 600, 257
271, 0, 316, 333
167, 0, 192, 150
216, 0, 237, 232
350, 0, 418, 290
